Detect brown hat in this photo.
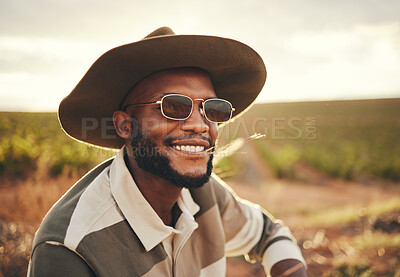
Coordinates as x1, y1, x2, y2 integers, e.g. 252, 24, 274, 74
58, 27, 267, 149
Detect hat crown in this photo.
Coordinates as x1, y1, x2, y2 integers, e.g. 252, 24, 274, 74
59, 27, 266, 149
144, 26, 175, 39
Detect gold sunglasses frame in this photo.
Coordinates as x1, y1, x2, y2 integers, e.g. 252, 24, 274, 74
123, 93, 235, 123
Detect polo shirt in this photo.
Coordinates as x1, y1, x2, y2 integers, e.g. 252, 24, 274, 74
28, 147, 305, 276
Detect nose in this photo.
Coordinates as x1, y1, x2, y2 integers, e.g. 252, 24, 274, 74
180, 104, 209, 134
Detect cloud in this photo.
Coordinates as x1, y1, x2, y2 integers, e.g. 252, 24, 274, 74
0, 0, 399, 110
257, 22, 400, 102
2, 0, 398, 40
0, 0, 219, 41
264, 0, 400, 32
284, 22, 400, 63
0, 47, 63, 74
0, 72, 67, 111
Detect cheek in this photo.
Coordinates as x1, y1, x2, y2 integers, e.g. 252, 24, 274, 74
140, 122, 180, 146
209, 124, 218, 144
135, 111, 177, 137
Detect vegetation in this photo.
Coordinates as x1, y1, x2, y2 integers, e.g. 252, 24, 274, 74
1, 98, 400, 276
1, 99, 399, 182
303, 197, 400, 227
0, 112, 115, 180
217, 98, 400, 181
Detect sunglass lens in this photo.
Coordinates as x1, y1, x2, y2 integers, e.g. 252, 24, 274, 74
162, 95, 192, 119
204, 99, 232, 122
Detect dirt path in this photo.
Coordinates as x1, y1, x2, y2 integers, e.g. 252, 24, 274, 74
1, 144, 399, 276
220, 142, 400, 276
225, 142, 400, 219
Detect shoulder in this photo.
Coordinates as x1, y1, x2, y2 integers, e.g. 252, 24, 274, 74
29, 242, 96, 277
32, 158, 115, 249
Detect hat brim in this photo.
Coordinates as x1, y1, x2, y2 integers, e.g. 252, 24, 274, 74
59, 34, 266, 149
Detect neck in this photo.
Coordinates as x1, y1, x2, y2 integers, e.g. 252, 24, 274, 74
124, 152, 182, 226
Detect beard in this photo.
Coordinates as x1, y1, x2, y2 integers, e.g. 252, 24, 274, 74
128, 132, 214, 189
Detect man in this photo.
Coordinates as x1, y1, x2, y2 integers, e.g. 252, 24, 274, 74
28, 27, 307, 276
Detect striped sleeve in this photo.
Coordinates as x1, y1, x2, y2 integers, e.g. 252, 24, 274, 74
29, 242, 95, 277
211, 174, 306, 275
246, 213, 306, 275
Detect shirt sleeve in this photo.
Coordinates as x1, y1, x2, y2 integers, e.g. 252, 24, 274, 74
28, 242, 96, 277
211, 174, 306, 275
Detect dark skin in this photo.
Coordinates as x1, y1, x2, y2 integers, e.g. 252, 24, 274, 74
114, 68, 217, 226
113, 68, 307, 277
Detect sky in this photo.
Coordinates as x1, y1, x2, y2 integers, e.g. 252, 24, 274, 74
0, 0, 399, 111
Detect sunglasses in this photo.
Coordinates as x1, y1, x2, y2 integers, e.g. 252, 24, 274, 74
123, 94, 235, 123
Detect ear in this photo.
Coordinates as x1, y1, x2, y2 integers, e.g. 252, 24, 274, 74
113, 111, 133, 139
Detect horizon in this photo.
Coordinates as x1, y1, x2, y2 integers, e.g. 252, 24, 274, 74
1, 0, 400, 111
1, 96, 399, 113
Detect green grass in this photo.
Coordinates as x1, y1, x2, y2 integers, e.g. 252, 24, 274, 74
1, 102, 399, 277
253, 141, 300, 179
330, 231, 400, 277
1, 98, 400, 182
303, 197, 400, 227
217, 98, 400, 181
351, 232, 400, 251
0, 112, 115, 180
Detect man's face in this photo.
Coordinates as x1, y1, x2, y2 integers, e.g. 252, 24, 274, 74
123, 68, 219, 187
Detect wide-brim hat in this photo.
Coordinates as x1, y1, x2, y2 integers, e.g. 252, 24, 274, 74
59, 27, 267, 149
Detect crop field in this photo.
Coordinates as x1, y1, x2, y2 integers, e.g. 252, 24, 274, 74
0, 112, 115, 180
1, 98, 400, 276
217, 98, 400, 181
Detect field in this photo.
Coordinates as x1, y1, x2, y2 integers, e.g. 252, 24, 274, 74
217, 98, 400, 181
0, 112, 116, 180
1, 98, 400, 277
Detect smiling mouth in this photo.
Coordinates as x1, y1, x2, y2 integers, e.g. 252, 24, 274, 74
172, 145, 205, 153
166, 136, 212, 155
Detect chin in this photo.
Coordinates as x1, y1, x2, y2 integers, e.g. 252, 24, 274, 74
156, 156, 213, 189
130, 132, 214, 189
172, 164, 208, 177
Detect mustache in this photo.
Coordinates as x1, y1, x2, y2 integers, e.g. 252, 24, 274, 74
163, 135, 214, 148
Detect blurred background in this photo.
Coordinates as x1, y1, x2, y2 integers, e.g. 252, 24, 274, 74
0, 0, 399, 276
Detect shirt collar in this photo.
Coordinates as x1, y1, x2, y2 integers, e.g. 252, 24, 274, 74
109, 147, 199, 252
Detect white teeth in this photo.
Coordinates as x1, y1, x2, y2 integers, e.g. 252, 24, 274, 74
173, 145, 205, 152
